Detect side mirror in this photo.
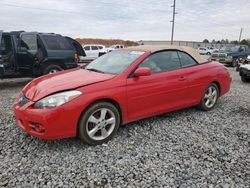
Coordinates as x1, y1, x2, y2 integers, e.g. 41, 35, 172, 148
134, 67, 151, 77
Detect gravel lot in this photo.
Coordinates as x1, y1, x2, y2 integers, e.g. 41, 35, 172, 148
0, 68, 249, 187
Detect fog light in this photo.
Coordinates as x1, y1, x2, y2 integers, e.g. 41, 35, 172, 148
29, 122, 45, 133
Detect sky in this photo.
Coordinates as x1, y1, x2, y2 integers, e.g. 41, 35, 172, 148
0, 0, 250, 42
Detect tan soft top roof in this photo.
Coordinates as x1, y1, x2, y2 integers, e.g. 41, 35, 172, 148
126, 45, 207, 64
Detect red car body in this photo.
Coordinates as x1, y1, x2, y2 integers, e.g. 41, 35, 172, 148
14, 47, 232, 140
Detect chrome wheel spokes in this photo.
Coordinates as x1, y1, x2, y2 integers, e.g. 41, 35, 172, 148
204, 86, 218, 108
86, 108, 116, 141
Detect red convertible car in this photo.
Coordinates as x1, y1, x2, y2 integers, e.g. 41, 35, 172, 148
14, 45, 232, 145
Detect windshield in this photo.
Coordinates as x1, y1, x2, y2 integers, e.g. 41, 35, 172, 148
85, 50, 145, 74
220, 46, 240, 52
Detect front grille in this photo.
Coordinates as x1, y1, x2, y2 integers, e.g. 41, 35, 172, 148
18, 94, 30, 107
219, 54, 226, 58
212, 53, 226, 58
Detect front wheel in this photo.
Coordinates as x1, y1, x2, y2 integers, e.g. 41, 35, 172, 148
78, 102, 120, 145
198, 83, 219, 111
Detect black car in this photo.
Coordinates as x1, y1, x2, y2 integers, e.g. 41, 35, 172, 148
0, 31, 85, 78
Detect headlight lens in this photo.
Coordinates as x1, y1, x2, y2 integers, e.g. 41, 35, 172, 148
34, 90, 82, 109
227, 55, 233, 59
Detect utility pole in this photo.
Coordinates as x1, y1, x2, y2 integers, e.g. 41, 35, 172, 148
238, 28, 243, 43
171, 0, 177, 45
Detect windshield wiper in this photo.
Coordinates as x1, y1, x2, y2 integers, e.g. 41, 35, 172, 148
86, 68, 105, 74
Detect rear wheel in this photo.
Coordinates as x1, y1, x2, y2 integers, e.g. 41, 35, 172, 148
43, 64, 64, 75
198, 83, 219, 111
78, 102, 120, 145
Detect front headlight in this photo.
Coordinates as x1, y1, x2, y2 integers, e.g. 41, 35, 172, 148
34, 90, 82, 109
227, 55, 233, 59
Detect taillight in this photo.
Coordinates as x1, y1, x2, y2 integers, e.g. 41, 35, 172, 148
74, 53, 79, 63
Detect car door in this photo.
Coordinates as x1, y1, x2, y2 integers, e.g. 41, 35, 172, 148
83, 46, 91, 57
91, 46, 100, 58
65, 37, 86, 57
177, 51, 208, 105
126, 51, 188, 121
16, 32, 38, 69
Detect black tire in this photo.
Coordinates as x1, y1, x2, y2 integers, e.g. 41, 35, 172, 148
78, 102, 121, 145
43, 64, 64, 75
231, 59, 238, 67
241, 76, 247, 82
197, 83, 219, 111
206, 52, 211, 55
236, 65, 240, 72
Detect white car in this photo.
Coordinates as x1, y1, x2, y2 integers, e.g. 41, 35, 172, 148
197, 47, 218, 55
82, 44, 108, 60
107, 44, 124, 52
206, 47, 219, 54
197, 47, 208, 55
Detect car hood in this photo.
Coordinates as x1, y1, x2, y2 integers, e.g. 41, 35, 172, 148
22, 68, 116, 101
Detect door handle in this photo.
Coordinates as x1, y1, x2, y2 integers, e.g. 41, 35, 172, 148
178, 76, 186, 81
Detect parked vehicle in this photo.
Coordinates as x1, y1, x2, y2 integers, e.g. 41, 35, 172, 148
210, 45, 250, 67
65, 37, 86, 63
0, 31, 84, 78
197, 47, 208, 55
82, 44, 108, 62
239, 63, 250, 82
206, 47, 219, 54
197, 47, 219, 55
107, 44, 124, 52
14, 45, 232, 145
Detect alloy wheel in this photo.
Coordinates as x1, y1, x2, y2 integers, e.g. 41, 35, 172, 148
204, 85, 218, 108
86, 108, 116, 141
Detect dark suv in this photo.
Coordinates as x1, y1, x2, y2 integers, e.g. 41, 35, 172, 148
210, 45, 250, 67
0, 31, 85, 78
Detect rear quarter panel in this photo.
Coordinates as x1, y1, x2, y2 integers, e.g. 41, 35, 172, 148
185, 61, 231, 105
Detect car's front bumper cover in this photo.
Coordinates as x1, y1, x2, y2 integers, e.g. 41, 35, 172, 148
210, 57, 232, 64
13, 95, 85, 140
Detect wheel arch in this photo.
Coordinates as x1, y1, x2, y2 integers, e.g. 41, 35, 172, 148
211, 81, 221, 96
41, 60, 66, 70
77, 98, 124, 134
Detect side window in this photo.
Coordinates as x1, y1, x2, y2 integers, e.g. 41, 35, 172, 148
84, 46, 90, 51
42, 35, 72, 50
178, 52, 197, 67
139, 51, 181, 73
98, 46, 103, 49
91, 46, 99, 50
20, 34, 37, 51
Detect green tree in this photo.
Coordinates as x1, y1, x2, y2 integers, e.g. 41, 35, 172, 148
230, 40, 239, 45
203, 39, 209, 43
240, 39, 250, 47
